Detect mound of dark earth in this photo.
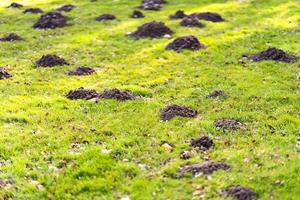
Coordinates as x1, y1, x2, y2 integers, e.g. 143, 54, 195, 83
179, 161, 230, 176
246, 47, 298, 63
139, 0, 166, 11
0, 178, 15, 189
222, 185, 258, 200
68, 67, 96, 76
166, 36, 206, 52
98, 89, 135, 101
207, 90, 225, 98
189, 12, 225, 22
130, 21, 174, 39
8, 3, 23, 8
169, 10, 186, 19
56, 4, 76, 12
160, 104, 197, 121
0, 67, 12, 80
131, 10, 144, 18
215, 119, 242, 131
33, 12, 68, 29
180, 17, 205, 28
0, 33, 23, 42
36, 55, 69, 67
96, 14, 116, 21
180, 151, 191, 160
66, 87, 98, 100
190, 136, 213, 150
23, 8, 44, 14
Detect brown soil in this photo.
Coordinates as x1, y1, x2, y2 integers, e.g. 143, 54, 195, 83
179, 161, 230, 176
190, 136, 213, 150
67, 67, 96, 76
169, 10, 186, 19
166, 35, 206, 52
0, 67, 12, 80
221, 185, 258, 200
207, 90, 225, 98
96, 14, 116, 21
23, 8, 44, 14
180, 151, 191, 160
0, 178, 15, 189
246, 47, 298, 63
139, 0, 166, 11
130, 21, 174, 39
131, 10, 144, 18
0, 33, 23, 42
215, 119, 242, 131
180, 17, 205, 28
33, 12, 68, 29
66, 87, 98, 100
36, 55, 69, 67
160, 104, 198, 121
98, 89, 135, 101
8, 3, 23, 8
56, 4, 76, 12
189, 12, 225, 22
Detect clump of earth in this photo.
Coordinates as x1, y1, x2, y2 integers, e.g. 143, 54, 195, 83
160, 104, 198, 121
215, 119, 243, 131
67, 67, 96, 76
98, 89, 135, 101
36, 55, 69, 67
190, 136, 213, 150
131, 10, 144, 18
179, 161, 230, 176
23, 8, 44, 14
0, 67, 12, 80
96, 14, 116, 21
129, 21, 174, 39
189, 12, 225, 22
166, 35, 206, 52
33, 12, 68, 29
180, 17, 205, 28
221, 185, 258, 200
8, 3, 23, 8
169, 10, 186, 19
56, 4, 76, 12
66, 87, 99, 100
0, 33, 23, 42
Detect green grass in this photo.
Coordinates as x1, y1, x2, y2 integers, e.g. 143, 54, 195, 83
0, 0, 299, 199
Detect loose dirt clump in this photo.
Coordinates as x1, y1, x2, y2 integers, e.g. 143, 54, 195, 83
66, 87, 99, 100
98, 89, 135, 101
179, 161, 230, 176
33, 12, 68, 29
169, 10, 186, 19
189, 12, 225, 22
0, 33, 23, 42
246, 47, 298, 63
96, 14, 116, 21
23, 8, 44, 14
130, 21, 174, 39
131, 10, 144, 18
160, 104, 198, 121
36, 55, 69, 67
190, 136, 213, 150
8, 3, 23, 8
215, 119, 242, 131
0, 67, 12, 80
221, 185, 258, 200
56, 4, 76, 12
0, 178, 15, 189
180, 151, 192, 160
166, 36, 206, 52
180, 17, 205, 28
139, 0, 166, 11
68, 67, 96, 76
207, 90, 225, 98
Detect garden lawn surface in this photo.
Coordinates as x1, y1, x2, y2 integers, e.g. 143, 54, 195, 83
0, 0, 299, 199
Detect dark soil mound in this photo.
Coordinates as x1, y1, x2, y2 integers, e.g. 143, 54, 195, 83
180, 151, 191, 160
160, 104, 197, 121
96, 14, 116, 21
0, 67, 12, 80
180, 17, 205, 28
98, 89, 135, 101
189, 12, 225, 22
131, 10, 144, 18
36, 55, 69, 67
68, 67, 96, 76
130, 21, 174, 39
23, 8, 44, 14
0, 178, 15, 189
169, 10, 186, 19
207, 90, 225, 98
190, 136, 213, 150
66, 87, 99, 100
222, 185, 258, 200
166, 35, 206, 52
0, 33, 23, 42
33, 12, 68, 29
179, 161, 230, 176
215, 119, 242, 131
56, 4, 76, 12
139, 0, 166, 10
247, 47, 298, 63
8, 3, 23, 8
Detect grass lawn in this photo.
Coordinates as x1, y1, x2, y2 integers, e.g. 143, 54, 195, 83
0, 0, 299, 199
